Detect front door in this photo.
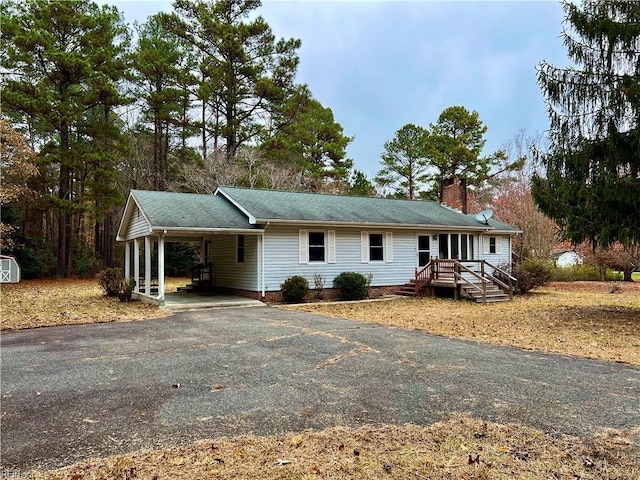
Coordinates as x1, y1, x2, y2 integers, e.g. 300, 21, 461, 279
417, 235, 431, 266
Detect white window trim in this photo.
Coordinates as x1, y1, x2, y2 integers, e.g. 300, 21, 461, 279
300, 230, 335, 264
327, 230, 336, 264
236, 234, 245, 264
361, 231, 393, 263
483, 236, 502, 255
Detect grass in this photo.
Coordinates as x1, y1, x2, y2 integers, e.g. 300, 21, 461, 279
0, 278, 190, 330
288, 281, 640, 365
30, 415, 640, 480
3, 278, 639, 479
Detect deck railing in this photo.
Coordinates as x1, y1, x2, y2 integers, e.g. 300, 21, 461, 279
414, 258, 517, 301
190, 262, 213, 286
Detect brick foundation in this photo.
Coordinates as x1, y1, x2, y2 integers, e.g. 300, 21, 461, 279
221, 286, 405, 304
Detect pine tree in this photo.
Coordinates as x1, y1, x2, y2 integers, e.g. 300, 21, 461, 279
533, 0, 640, 247
1, 0, 130, 276
160, 0, 301, 161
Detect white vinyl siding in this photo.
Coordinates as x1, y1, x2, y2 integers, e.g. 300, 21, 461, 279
264, 226, 407, 292
127, 205, 151, 239
210, 234, 258, 290
481, 235, 509, 266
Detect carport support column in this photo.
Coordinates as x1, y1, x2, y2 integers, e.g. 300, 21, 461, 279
133, 239, 140, 293
158, 234, 165, 300
144, 236, 151, 296
124, 241, 130, 281
200, 237, 207, 263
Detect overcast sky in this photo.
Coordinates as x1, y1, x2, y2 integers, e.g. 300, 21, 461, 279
108, 0, 571, 178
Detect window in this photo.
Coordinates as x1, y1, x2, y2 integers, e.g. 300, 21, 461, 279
308, 232, 325, 262
369, 233, 384, 261
361, 231, 393, 263
299, 230, 335, 264
438, 233, 474, 259
236, 235, 245, 263
483, 236, 501, 255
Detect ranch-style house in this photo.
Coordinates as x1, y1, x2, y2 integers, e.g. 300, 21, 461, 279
116, 179, 520, 304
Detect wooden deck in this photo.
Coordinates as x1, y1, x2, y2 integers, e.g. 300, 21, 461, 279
398, 259, 516, 303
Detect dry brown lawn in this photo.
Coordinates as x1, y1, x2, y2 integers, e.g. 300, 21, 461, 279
32, 415, 640, 480
0, 278, 191, 330
288, 281, 640, 366
3, 279, 639, 479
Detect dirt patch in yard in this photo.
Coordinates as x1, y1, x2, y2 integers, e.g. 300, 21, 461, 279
30, 415, 640, 480
287, 281, 640, 365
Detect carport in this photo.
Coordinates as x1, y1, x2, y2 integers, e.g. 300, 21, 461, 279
116, 190, 264, 305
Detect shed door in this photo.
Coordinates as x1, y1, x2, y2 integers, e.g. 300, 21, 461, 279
1, 259, 10, 282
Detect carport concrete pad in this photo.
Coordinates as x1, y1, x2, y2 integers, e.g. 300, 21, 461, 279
1, 306, 639, 470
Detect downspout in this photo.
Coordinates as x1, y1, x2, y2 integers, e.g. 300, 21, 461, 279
261, 222, 270, 299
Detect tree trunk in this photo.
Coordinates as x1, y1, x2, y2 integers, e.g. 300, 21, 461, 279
623, 266, 634, 282
57, 123, 71, 278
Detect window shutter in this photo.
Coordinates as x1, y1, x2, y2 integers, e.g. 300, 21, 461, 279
483, 237, 490, 255
299, 230, 308, 264
496, 237, 502, 255
385, 232, 393, 263
328, 230, 336, 263
361, 231, 369, 263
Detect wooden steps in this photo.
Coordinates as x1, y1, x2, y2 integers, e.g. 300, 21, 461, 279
396, 279, 419, 296
460, 282, 511, 303
177, 279, 215, 294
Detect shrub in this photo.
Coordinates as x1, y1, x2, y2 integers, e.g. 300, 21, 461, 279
118, 278, 136, 302
280, 275, 309, 303
515, 259, 553, 293
97, 267, 123, 297
333, 272, 368, 301
550, 264, 601, 282
313, 273, 325, 299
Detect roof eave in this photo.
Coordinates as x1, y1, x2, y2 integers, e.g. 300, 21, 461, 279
255, 218, 499, 231
116, 192, 152, 240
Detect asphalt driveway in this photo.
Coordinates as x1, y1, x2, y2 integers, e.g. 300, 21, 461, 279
2, 305, 639, 470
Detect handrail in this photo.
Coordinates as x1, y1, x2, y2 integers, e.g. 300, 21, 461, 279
413, 258, 516, 301
189, 262, 212, 284
482, 259, 516, 299
484, 272, 510, 291
483, 260, 517, 282
454, 260, 487, 303
414, 260, 434, 295
455, 261, 490, 284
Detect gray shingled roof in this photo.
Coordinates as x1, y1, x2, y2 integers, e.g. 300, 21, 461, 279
130, 190, 259, 230
217, 186, 519, 231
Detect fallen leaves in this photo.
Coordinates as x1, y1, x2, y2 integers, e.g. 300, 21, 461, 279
29, 415, 640, 480
0, 278, 171, 330
287, 281, 640, 365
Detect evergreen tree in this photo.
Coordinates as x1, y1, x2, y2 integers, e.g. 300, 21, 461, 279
348, 169, 377, 197
160, 0, 301, 161
133, 14, 197, 191
375, 124, 429, 199
1, 0, 130, 276
424, 106, 511, 198
533, 0, 640, 247
261, 94, 353, 191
